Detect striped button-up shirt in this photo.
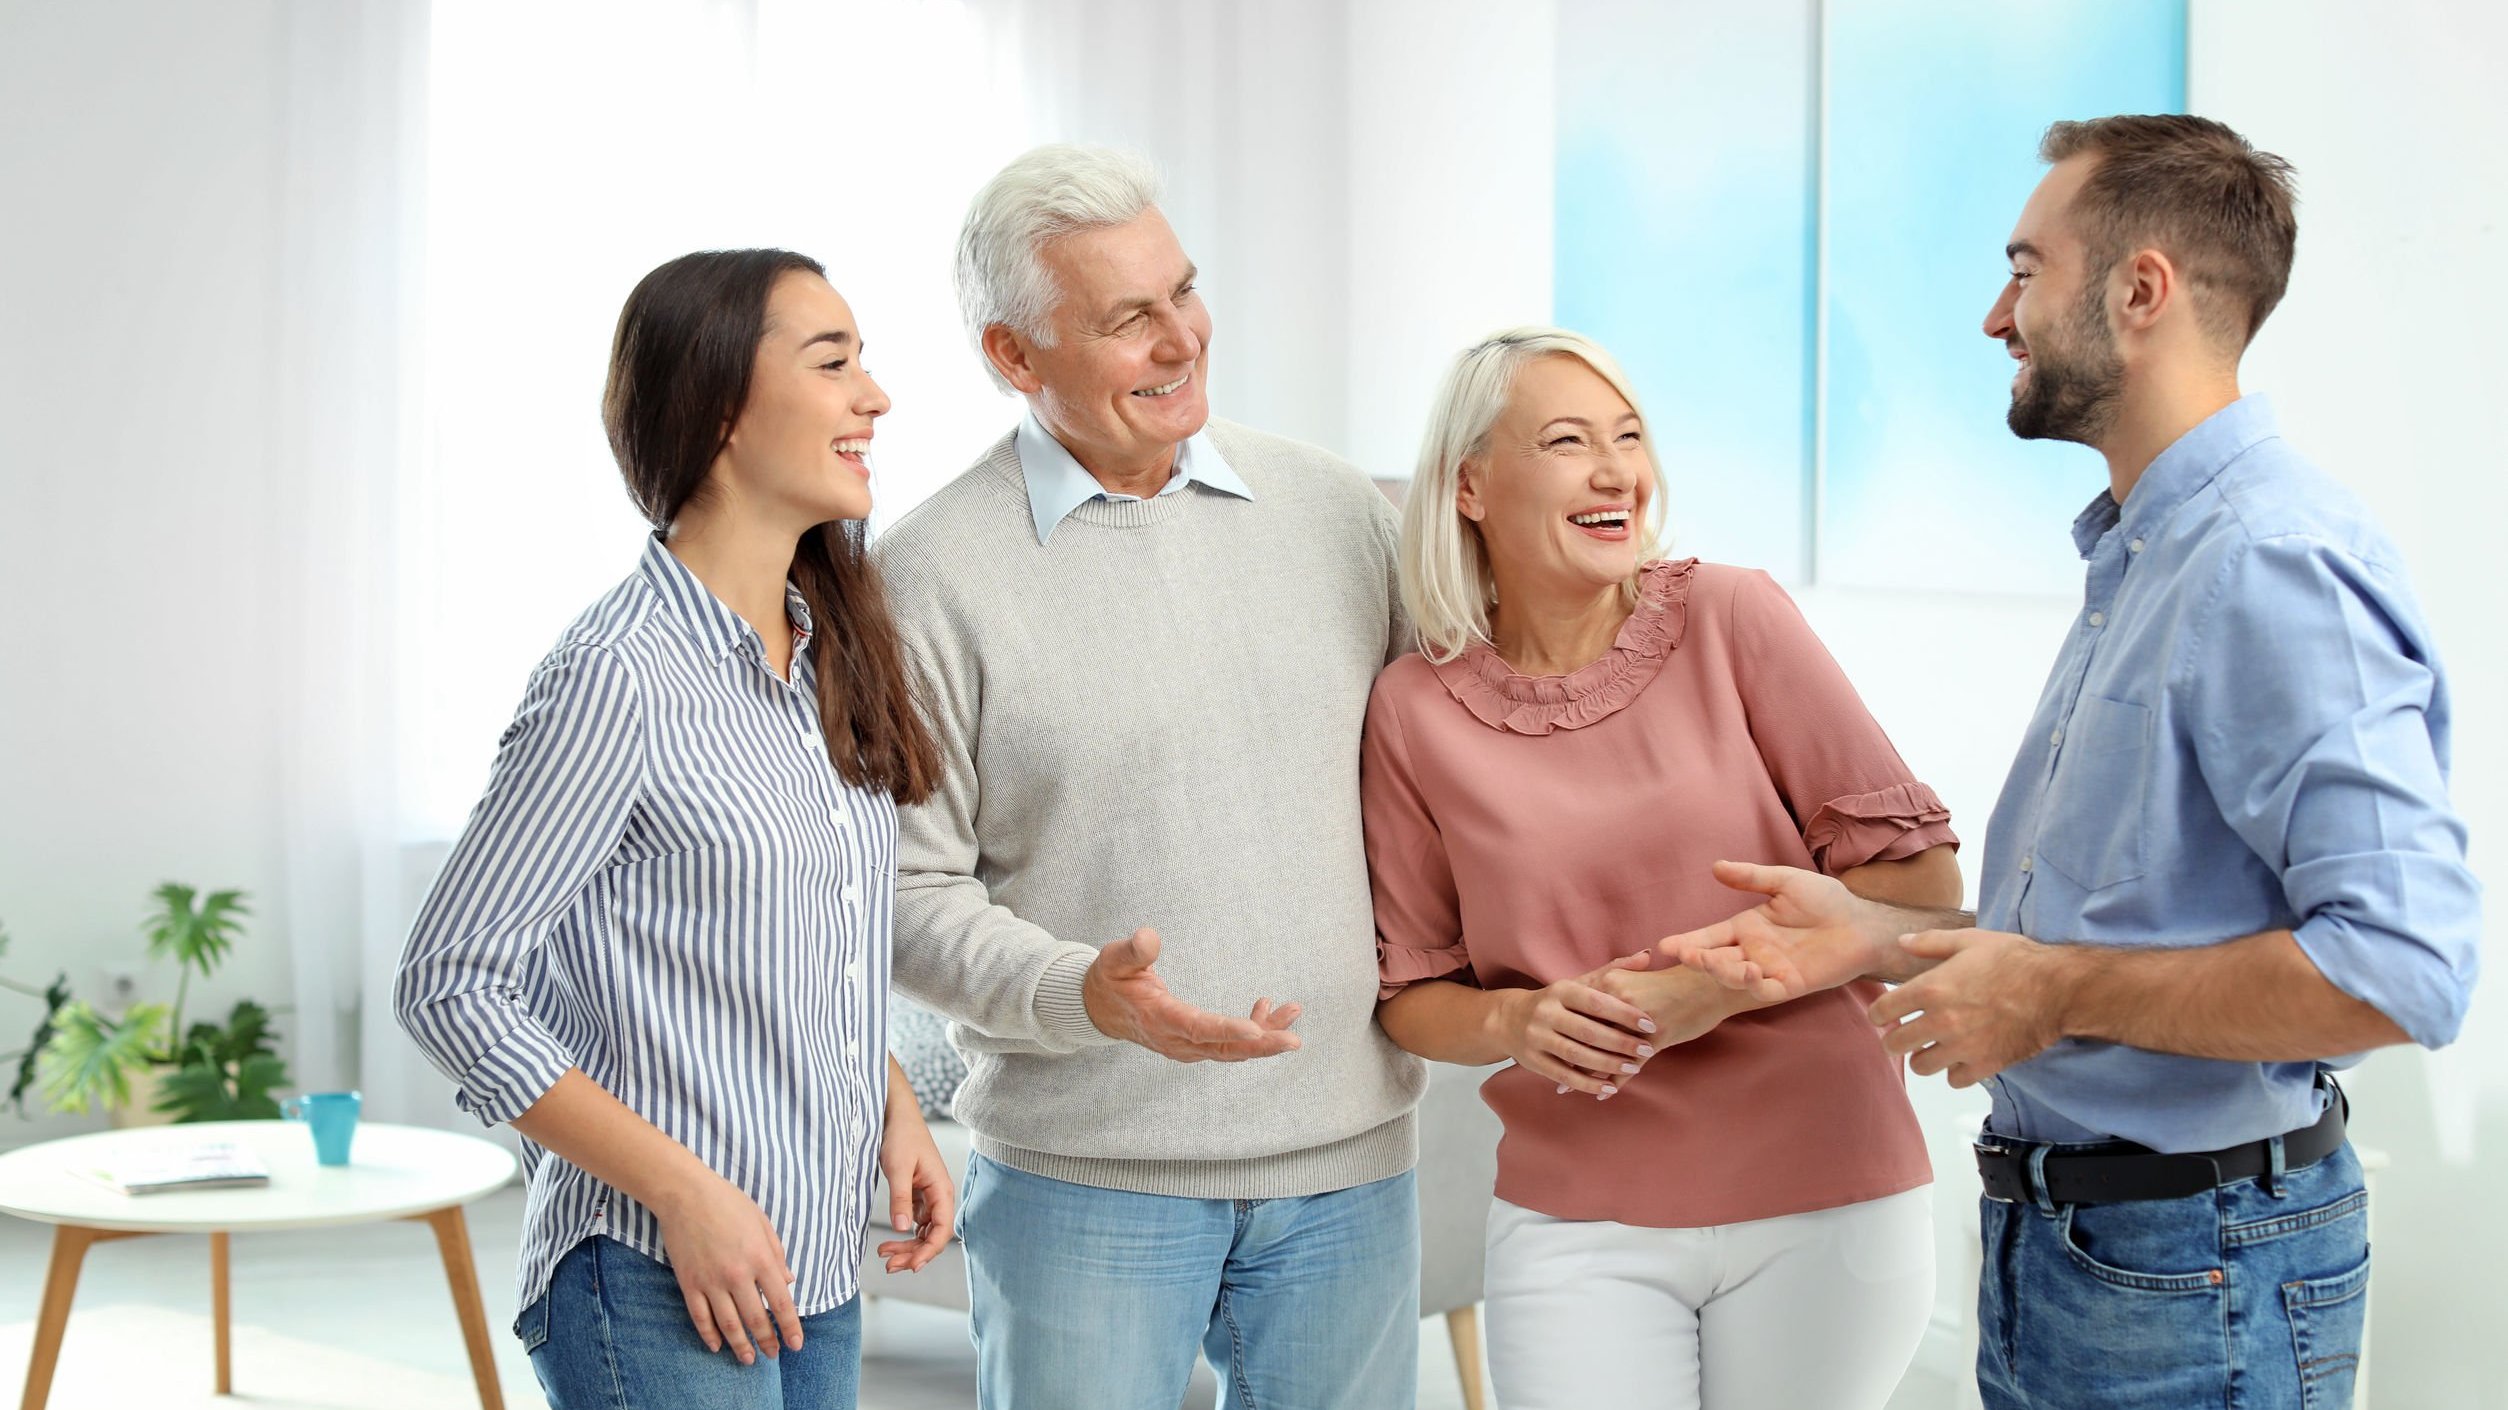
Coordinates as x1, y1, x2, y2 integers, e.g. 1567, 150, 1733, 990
396, 535, 894, 1316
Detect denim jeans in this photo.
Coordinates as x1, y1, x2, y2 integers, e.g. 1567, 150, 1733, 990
1976, 1138, 2369, 1409
958, 1153, 1419, 1409
517, 1235, 863, 1410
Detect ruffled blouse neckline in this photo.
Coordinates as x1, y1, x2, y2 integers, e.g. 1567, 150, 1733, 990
1428, 558, 1697, 735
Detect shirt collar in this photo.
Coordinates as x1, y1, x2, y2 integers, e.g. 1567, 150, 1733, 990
1015, 410, 1253, 546
2069, 393, 2280, 560
638, 532, 813, 664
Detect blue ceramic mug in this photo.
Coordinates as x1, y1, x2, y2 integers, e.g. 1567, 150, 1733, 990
281, 1090, 362, 1166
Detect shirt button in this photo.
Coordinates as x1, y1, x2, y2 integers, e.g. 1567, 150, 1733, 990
844, 1040, 860, 1058
842, 881, 862, 904
2128, 538, 2146, 554
2020, 853, 2034, 873
2051, 727, 2065, 748
2087, 611, 2107, 628
844, 959, 863, 982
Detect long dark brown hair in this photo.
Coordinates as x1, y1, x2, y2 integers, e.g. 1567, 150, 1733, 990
603, 249, 940, 804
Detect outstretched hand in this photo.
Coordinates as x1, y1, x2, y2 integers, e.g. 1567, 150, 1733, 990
1651, 861, 1895, 1000
1083, 927, 1303, 1063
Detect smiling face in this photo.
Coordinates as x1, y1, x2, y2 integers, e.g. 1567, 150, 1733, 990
1985, 154, 2125, 446
1458, 353, 1657, 600
714, 270, 890, 526
989, 207, 1211, 483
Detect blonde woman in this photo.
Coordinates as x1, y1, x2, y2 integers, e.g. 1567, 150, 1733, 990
1363, 328, 1962, 1408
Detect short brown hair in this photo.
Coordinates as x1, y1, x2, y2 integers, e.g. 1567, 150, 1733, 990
2040, 115, 2298, 348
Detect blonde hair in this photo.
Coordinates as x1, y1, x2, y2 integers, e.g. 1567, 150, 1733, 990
1400, 327, 1668, 661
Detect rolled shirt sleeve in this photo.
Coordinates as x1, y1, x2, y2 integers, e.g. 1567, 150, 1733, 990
2184, 535, 2482, 1048
1727, 568, 1959, 874
1361, 682, 1474, 1000
392, 644, 643, 1125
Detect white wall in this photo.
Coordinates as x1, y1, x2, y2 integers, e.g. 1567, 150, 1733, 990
0, 1, 296, 1147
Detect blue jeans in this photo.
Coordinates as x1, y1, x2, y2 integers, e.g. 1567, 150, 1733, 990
958, 1153, 1419, 1409
1977, 1138, 2369, 1409
518, 1235, 863, 1409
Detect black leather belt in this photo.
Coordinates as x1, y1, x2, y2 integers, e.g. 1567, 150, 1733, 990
1975, 1088, 2348, 1206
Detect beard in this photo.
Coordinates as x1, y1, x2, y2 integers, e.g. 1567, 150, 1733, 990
2006, 276, 2124, 444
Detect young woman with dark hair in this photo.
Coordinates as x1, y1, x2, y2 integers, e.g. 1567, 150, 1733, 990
395, 249, 951, 1408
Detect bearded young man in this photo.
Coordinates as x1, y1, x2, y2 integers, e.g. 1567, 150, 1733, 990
1654, 115, 2479, 1408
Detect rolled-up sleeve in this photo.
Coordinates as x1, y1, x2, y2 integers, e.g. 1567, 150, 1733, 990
1361, 685, 1472, 1000
393, 643, 644, 1125
1728, 569, 1959, 873
2185, 536, 2481, 1048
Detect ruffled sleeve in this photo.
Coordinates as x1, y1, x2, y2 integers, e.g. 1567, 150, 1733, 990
1803, 781, 1957, 874
1427, 559, 1696, 734
1360, 672, 1477, 1000
1726, 568, 1960, 875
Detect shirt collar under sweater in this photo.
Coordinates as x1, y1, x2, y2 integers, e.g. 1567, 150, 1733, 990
1015, 410, 1253, 545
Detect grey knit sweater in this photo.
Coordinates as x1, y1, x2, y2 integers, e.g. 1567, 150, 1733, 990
875, 418, 1424, 1198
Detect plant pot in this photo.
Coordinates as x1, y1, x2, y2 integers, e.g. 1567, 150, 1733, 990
109, 1064, 181, 1129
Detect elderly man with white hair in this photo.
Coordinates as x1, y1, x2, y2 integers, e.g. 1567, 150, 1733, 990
874, 145, 1424, 1406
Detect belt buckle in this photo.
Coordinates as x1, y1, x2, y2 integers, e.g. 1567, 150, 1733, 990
1973, 1139, 2023, 1204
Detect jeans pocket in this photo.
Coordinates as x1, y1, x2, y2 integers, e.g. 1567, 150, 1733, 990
513, 1291, 551, 1354
2057, 1202, 2224, 1293
2284, 1250, 2371, 1409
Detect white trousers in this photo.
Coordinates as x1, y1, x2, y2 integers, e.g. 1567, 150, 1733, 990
1483, 1188, 1936, 1410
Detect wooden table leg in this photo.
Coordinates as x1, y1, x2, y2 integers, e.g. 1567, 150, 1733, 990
18, 1225, 99, 1410
416, 1206, 505, 1410
1446, 1304, 1487, 1410
210, 1230, 232, 1395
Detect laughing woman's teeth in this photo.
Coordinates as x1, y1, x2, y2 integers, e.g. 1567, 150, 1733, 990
1570, 512, 1629, 526
835, 440, 870, 457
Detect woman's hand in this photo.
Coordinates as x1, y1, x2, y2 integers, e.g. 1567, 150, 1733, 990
1484, 953, 1659, 1099
875, 1064, 956, 1274
649, 1165, 804, 1364
1592, 962, 1766, 1051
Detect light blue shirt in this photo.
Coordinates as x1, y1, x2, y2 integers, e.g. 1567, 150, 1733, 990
1016, 411, 1254, 545
1978, 395, 2480, 1152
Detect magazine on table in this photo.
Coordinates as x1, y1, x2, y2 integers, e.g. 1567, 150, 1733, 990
77, 1140, 271, 1196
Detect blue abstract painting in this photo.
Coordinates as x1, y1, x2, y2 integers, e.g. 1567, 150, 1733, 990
1818, 0, 2186, 594
1555, 0, 2186, 594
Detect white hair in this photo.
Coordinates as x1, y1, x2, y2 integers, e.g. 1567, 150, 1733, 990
955, 144, 1163, 394
1400, 327, 1670, 662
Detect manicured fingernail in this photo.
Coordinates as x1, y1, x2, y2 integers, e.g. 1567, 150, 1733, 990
1620, 1062, 1639, 1074
1601, 1084, 1618, 1097
1639, 1019, 1658, 1034
1637, 1044, 1655, 1058
1556, 1083, 1570, 1094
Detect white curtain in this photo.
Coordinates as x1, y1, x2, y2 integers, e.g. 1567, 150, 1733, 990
270, 0, 428, 1118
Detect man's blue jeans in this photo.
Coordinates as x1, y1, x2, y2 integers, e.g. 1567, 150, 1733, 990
959, 1153, 1419, 1409
518, 1235, 863, 1409
1977, 1138, 2370, 1409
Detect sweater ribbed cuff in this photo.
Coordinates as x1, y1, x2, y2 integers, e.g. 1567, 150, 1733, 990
1035, 946, 1120, 1051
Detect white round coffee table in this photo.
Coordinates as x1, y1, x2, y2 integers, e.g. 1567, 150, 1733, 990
0, 1120, 516, 1410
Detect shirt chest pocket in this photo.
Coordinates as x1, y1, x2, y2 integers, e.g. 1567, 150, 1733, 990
2037, 695, 2151, 892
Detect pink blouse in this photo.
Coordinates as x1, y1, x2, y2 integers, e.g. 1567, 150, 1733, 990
1364, 559, 1955, 1227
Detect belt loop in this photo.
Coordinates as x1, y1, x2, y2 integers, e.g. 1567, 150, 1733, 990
2265, 1133, 2289, 1199
2027, 1145, 2059, 1214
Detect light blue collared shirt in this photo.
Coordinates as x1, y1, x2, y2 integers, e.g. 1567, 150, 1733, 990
1978, 395, 2480, 1152
1015, 411, 1254, 545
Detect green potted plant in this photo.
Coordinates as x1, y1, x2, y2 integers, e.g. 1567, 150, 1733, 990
1, 885, 293, 1125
